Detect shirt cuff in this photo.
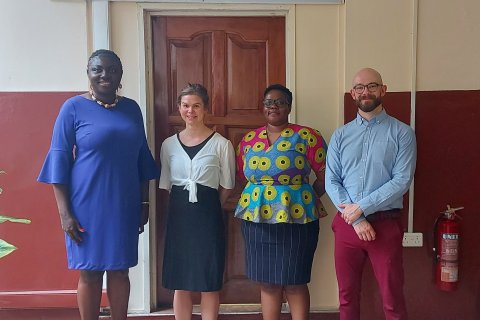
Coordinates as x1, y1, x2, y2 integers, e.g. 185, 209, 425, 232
352, 214, 366, 226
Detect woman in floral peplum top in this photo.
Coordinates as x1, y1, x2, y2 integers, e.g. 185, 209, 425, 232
235, 84, 327, 320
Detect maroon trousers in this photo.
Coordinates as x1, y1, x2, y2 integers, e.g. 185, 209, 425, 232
332, 213, 408, 320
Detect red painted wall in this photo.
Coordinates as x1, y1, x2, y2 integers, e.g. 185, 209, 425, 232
2, 90, 478, 317
0, 92, 81, 308
344, 90, 480, 320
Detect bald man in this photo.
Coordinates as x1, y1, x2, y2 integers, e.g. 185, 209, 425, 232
325, 68, 417, 320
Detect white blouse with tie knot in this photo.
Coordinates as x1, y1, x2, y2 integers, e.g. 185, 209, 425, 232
159, 132, 235, 202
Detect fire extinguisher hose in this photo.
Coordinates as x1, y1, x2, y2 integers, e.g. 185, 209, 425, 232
432, 215, 443, 263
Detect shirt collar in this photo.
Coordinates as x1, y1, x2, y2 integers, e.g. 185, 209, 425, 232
355, 108, 387, 126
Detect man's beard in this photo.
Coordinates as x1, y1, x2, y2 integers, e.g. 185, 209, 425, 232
355, 94, 382, 113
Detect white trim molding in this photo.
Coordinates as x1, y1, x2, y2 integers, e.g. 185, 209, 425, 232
91, 0, 110, 50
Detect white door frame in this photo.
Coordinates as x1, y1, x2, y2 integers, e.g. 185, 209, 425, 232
136, 3, 296, 313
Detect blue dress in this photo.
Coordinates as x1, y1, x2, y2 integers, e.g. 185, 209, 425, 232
38, 95, 159, 270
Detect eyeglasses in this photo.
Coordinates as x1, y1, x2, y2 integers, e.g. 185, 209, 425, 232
352, 82, 383, 94
263, 99, 289, 108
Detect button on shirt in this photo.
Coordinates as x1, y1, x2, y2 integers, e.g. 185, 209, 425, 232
325, 110, 416, 224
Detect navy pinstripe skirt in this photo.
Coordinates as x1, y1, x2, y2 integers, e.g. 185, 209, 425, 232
241, 220, 319, 285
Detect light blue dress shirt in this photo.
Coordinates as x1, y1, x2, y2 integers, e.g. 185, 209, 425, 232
325, 109, 417, 225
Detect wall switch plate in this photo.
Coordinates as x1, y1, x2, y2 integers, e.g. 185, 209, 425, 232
402, 232, 423, 247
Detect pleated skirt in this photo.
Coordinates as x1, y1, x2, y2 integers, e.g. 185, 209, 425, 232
241, 219, 319, 285
162, 184, 225, 292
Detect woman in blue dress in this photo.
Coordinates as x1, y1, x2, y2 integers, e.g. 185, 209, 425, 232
38, 50, 159, 320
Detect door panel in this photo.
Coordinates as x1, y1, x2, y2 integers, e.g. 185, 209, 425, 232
170, 34, 213, 109
226, 34, 266, 113
152, 16, 285, 306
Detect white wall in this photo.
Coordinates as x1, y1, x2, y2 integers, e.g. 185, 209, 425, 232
343, 0, 480, 92
344, 0, 413, 92
294, 4, 341, 309
416, 0, 480, 90
0, 0, 88, 91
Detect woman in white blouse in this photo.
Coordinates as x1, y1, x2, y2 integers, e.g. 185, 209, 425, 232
159, 83, 235, 320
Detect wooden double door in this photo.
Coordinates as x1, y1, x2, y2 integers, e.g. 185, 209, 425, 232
152, 16, 285, 306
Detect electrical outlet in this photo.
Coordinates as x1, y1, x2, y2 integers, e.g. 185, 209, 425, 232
402, 232, 423, 247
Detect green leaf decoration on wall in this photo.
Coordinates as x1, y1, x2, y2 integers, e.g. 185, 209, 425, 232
0, 215, 31, 259
0, 170, 4, 194
0, 239, 18, 259
0, 215, 32, 224
0, 170, 32, 259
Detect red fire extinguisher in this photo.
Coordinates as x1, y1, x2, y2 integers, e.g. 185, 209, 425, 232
433, 205, 463, 291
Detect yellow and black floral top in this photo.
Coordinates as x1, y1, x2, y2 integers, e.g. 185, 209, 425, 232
234, 124, 327, 224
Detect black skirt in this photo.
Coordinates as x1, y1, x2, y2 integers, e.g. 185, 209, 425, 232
242, 219, 319, 285
162, 184, 225, 292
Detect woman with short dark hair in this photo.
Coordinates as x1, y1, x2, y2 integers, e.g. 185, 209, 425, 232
38, 49, 159, 320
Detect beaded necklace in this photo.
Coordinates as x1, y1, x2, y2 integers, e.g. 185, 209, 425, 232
90, 90, 119, 109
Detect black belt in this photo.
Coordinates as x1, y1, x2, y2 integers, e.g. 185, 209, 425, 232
366, 209, 401, 222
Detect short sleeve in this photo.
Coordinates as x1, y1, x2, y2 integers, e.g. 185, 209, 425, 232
219, 139, 235, 189
37, 100, 76, 185
306, 128, 327, 173
158, 140, 171, 191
